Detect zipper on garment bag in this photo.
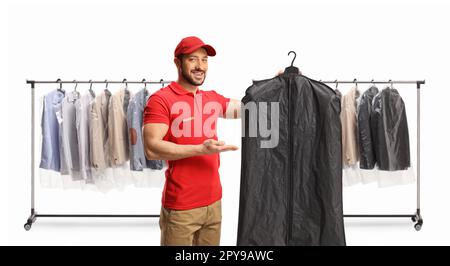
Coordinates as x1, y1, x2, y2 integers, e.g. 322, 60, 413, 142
286, 75, 294, 245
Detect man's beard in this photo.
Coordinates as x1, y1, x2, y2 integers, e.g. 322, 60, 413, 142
181, 67, 206, 86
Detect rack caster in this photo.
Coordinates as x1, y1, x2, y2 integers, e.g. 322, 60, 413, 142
414, 219, 423, 231
24, 209, 37, 231
24, 223, 32, 231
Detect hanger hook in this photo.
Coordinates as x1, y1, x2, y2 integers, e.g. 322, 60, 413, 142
160, 79, 164, 88
335, 79, 338, 89
142, 78, 147, 88
89, 79, 93, 90
288, 51, 297, 67
105, 79, 108, 89
56, 78, 62, 90
389, 79, 393, 88
353, 78, 358, 87
73, 80, 77, 91
123, 78, 128, 89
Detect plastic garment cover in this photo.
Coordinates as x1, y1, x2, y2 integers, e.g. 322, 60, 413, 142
89, 89, 112, 170
371, 88, 411, 171
75, 93, 95, 182
39, 89, 65, 172
126, 88, 164, 171
357, 86, 379, 169
58, 93, 82, 180
39, 88, 165, 192
108, 89, 131, 166
237, 73, 346, 246
341, 86, 360, 167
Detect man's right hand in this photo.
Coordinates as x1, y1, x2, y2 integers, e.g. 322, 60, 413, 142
201, 139, 239, 154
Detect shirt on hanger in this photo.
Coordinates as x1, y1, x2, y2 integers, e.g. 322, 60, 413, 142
58, 92, 82, 180
108, 88, 131, 166
75, 92, 95, 182
89, 89, 112, 170
39, 89, 65, 172
341, 86, 360, 167
127, 88, 164, 171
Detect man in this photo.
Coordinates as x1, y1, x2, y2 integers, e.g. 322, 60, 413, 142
142, 36, 241, 246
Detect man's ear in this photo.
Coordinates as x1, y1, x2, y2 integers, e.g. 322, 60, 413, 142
174, 57, 181, 68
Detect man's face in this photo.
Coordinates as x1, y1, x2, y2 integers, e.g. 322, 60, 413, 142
176, 48, 208, 86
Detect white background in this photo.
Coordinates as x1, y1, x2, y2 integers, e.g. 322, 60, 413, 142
3, 0, 450, 245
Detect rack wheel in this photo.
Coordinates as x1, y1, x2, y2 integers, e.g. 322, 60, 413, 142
414, 223, 421, 231
24, 223, 32, 231
414, 220, 423, 231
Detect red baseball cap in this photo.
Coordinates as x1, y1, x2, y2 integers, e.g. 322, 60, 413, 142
174, 36, 216, 57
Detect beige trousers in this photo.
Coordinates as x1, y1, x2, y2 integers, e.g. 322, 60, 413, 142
159, 200, 222, 246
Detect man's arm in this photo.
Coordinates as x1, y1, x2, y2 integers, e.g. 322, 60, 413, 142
143, 123, 239, 161
223, 99, 241, 119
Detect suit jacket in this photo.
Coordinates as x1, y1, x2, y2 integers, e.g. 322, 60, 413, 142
357, 86, 378, 169
371, 88, 411, 171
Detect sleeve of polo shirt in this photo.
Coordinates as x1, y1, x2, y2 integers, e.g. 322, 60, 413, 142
211, 90, 231, 118
143, 94, 170, 125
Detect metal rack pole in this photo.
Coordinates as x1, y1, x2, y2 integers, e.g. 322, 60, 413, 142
25, 82, 37, 230
320, 80, 425, 84
413, 81, 423, 229
26, 80, 173, 84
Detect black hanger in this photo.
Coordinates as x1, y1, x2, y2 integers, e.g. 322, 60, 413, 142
284, 51, 300, 74
160, 79, 165, 88
142, 78, 147, 89
56, 78, 65, 94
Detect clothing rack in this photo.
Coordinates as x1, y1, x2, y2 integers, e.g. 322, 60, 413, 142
24, 78, 425, 232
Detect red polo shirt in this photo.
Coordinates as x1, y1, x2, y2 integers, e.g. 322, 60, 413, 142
143, 81, 230, 210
